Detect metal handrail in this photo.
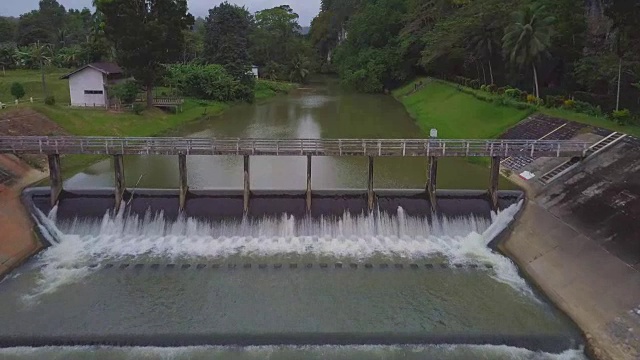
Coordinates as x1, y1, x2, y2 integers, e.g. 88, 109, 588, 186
0, 136, 591, 158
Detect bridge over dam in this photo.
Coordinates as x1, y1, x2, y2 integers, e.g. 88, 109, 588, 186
0, 136, 590, 213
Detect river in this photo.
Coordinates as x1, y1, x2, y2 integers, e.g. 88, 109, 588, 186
64, 80, 517, 191
0, 80, 587, 359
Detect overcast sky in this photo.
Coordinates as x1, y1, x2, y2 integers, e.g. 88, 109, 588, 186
0, 0, 321, 26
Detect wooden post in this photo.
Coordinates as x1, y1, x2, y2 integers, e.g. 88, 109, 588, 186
489, 156, 501, 210
306, 155, 312, 212
368, 156, 375, 211
47, 154, 62, 207
113, 155, 125, 210
243, 155, 250, 214
179, 154, 188, 211
427, 156, 438, 212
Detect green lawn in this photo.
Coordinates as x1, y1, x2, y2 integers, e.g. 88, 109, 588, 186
255, 79, 296, 101
0, 68, 72, 104
393, 78, 532, 139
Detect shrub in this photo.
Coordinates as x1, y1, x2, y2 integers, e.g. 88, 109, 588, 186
526, 94, 543, 105
44, 96, 55, 106
496, 87, 507, 95
166, 64, 255, 102
573, 100, 602, 116
545, 95, 565, 108
132, 103, 145, 115
563, 99, 576, 109
504, 88, 522, 99
110, 81, 139, 105
611, 109, 631, 125
469, 79, 480, 89
10, 82, 25, 100
480, 84, 488, 91
487, 84, 498, 93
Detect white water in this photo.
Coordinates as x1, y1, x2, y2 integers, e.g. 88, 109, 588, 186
27, 202, 528, 300
0, 344, 587, 360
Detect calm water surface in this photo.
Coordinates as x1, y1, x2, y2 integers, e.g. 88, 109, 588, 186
64, 81, 517, 191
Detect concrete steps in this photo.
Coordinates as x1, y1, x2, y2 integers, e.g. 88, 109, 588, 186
539, 132, 626, 185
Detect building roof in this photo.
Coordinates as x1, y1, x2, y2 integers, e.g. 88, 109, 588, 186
61, 62, 123, 79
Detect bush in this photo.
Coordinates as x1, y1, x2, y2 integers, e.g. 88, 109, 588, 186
563, 99, 576, 109
469, 79, 480, 89
132, 103, 145, 115
44, 96, 55, 106
487, 84, 498, 93
611, 109, 631, 125
110, 81, 139, 105
504, 88, 522, 99
480, 84, 488, 91
545, 95, 565, 108
496, 87, 507, 95
166, 64, 255, 102
10, 82, 25, 100
526, 94, 543, 105
572, 100, 602, 116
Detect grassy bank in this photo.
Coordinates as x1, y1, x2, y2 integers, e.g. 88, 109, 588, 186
255, 79, 297, 101
399, 77, 640, 138
0, 68, 71, 104
393, 78, 532, 139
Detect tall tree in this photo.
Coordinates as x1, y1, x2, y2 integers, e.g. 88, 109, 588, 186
0, 17, 17, 44
251, 5, 302, 66
95, 0, 194, 108
203, 2, 252, 77
605, 0, 640, 111
502, 4, 554, 98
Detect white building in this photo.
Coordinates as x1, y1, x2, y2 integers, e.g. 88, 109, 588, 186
251, 65, 259, 78
61, 63, 124, 108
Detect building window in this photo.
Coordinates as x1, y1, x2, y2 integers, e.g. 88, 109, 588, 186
84, 90, 104, 95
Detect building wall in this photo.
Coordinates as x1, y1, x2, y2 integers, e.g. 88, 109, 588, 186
69, 68, 106, 107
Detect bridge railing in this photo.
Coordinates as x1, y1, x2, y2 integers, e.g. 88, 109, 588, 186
0, 136, 591, 157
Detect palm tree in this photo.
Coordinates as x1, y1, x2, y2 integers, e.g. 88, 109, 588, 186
502, 4, 554, 99
289, 54, 311, 83
18, 42, 53, 98
470, 26, 499, 84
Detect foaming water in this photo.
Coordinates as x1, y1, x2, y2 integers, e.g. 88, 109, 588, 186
0, 344, 587, 360
28, 202, 526, 299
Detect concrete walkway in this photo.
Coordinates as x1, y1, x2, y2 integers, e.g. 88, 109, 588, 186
501, 200, 640, 360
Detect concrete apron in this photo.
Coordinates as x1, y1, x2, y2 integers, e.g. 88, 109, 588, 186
499, 197, 640, 360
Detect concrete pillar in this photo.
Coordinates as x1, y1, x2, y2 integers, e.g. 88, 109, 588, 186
427, 156, 438, 212
47, 154, 62, 207
113, 155, 125, 210
368, 156, 375, 211
489, 156, 501, 210
178, 154, 188, 211
243, 155, 250, 214
306, 155, 312, 212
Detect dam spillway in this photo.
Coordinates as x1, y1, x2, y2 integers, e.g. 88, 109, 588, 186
0, 188, 584, 359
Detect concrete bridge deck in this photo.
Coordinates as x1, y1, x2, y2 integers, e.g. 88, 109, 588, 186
0, 136, 590, 158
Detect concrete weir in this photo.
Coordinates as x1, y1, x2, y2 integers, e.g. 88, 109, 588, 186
23, 188, 524, 226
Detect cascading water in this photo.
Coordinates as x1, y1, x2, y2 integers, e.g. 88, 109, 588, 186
29, 202, 528, 300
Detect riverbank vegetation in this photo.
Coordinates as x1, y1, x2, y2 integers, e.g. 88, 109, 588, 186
0, 1, 313, 108
310, 0, 640, 126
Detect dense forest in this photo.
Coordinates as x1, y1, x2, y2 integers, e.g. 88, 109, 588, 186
309, 0, 640, 114
0, 0, 313, 106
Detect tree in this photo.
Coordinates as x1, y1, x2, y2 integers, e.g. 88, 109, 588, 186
0, 17, 17, 43
95, 0, 194, 108
470, 26, 499, 84
11, 82, 25, 100
203, 2, 252, 77
605, 0, 640, 111
17, 42, 52, 97
251, 6, 302, 66
502, 4, 554, 98
289, 54, 311, 83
